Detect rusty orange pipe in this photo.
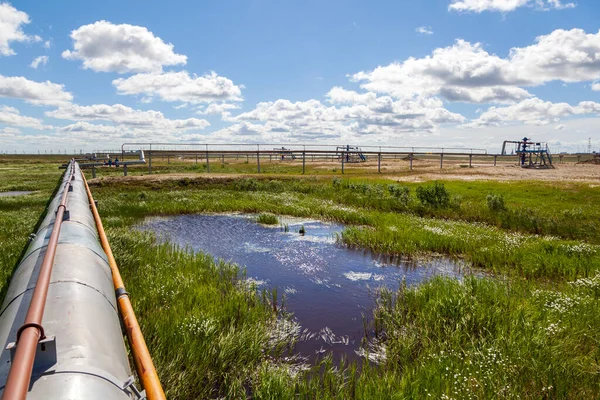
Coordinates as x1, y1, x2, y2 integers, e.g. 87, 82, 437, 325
2, 161, 75, 400
81, 170, 166, 400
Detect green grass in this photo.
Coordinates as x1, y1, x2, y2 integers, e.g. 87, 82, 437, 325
256, 213, 279, 225
1, 156, 600, 399
0, 159, 63, 300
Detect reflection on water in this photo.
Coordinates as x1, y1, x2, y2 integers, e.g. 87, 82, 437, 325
139, 214, 469, 363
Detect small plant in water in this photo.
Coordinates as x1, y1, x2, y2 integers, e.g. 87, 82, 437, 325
298, 225, 305, 235
257, 213, 279, 225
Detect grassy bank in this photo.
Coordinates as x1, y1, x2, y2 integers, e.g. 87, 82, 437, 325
1, 157, 599, 398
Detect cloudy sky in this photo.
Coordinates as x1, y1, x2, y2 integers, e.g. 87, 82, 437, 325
1, 0, 600, 153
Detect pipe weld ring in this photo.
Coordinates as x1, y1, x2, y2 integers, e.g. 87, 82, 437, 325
115, 287, 130, 299
16, 322, 46, 343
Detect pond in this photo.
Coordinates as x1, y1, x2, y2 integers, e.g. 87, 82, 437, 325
139, 214, 470, 363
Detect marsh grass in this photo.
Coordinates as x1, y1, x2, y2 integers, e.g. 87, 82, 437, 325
0, 159, 63, 299
257, 213, 279, 225
1, 156, 600, 398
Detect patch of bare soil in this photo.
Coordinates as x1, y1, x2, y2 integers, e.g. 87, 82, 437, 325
389, 160, 600, 183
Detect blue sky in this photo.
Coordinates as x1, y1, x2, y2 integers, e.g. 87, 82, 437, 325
1, 0, 600, 153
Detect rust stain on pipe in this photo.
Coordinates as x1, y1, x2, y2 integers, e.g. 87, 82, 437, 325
2, 161, 75, 400
81, 170, 166, 400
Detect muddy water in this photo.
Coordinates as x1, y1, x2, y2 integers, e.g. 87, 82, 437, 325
140, 214, 468, 363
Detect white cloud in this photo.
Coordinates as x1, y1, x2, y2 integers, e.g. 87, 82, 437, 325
508, 29, 600, 84
352, 29, 600, 104
592, 82, 600, 91
46, 103, 210, 131
57, 121, 120, 134
0, 126, 21, 135
54, 118, 213, 144
537, 0, 576, 10
55, 122, 133, 142
326, 87, 377, 105
555, 124, 566, 130
113, 71, 243, 104
448, 0, 575, 13
439, 86, 532, 103
62, 21, 187, 73
0, 75, 73, 106
0, 105, 49, 129
224, 91, 465, 142
464, 98, 600, 127
0, 3, 41, 56
351, 39, 528, 103
30, 55, 48, 69
415, 26, 434, 35
197, 103, 240, 116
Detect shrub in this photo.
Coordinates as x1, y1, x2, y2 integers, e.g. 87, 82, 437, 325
388, 184, 411, 207
416, 182, 450, 208
256, 213, 278, 225
368, 184, 385, 198
486, 193, 507, 212
234, 178, 259, 191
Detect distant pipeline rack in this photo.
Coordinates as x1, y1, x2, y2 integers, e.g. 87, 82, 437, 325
110, 142, 490, 174
0, 160, 165, 399
60, 150, 147, 178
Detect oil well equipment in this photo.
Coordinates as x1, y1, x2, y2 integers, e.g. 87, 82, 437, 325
501, 137, 554, 169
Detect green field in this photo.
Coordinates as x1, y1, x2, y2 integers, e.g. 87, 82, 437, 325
1, 156, 599, 399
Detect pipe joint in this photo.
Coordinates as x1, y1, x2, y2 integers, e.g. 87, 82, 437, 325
115, 287, 130, 300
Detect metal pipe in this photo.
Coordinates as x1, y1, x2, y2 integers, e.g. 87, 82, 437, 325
81, 171, 166, 400
119, 142, 488, 155
302, 151, 306, 174
206, 145, 210, 173
257, 145, 261, 173
2, 161, 75, 400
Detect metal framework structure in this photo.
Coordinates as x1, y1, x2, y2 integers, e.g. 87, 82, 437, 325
501, 138, 554, 169
111, 142, 489, 175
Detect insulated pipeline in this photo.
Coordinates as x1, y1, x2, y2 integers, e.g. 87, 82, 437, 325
2, 161, 75, 400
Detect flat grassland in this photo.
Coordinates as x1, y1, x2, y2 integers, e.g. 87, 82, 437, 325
1, 155, 599, 399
